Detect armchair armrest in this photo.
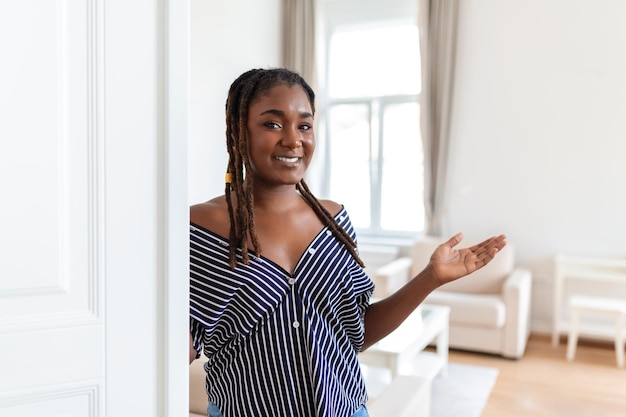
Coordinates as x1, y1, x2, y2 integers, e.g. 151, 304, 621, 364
501, 268, 533, 358
371, 257, 412, 298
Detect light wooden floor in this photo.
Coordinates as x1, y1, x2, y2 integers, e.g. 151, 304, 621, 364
444, 333, 625, 417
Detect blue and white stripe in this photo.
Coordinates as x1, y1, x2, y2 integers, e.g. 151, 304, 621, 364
190, 207, 374, 417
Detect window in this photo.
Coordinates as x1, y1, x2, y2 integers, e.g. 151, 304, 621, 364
316, 0, 424, 237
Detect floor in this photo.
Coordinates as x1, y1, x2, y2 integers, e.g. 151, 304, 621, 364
442, 333, 625, 417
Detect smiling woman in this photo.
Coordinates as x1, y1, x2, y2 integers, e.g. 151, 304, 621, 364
188, 67, 507, 417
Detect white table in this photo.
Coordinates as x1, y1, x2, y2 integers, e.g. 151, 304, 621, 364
552, 255, 626, 346
359, 304, 450, 381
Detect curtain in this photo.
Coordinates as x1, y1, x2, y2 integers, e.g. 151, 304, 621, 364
419, 0, 459, 237
282, 0, 316, 89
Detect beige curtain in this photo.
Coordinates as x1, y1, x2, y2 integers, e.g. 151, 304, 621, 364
419, 0, 459, 237
282, 0, 316, 88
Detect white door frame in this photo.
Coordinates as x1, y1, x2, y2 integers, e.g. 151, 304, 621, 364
103, 0, 191, 415
161, 0, 191, 415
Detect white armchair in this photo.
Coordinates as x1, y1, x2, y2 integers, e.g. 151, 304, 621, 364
371, 237, 532, 359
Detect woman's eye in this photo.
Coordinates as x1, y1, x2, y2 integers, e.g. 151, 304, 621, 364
300, 124, 312, 131
265, 122, 281, 129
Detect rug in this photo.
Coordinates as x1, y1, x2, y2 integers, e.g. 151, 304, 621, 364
430, 362, 499, 417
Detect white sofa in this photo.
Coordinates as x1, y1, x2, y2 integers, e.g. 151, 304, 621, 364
371, 236, 532, 359
189, 357, 208, 417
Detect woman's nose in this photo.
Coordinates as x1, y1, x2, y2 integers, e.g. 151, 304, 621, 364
281, 126, 302, 148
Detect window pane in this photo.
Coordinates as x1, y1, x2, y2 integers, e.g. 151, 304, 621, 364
380, 102, 424, 232
328, 104, 371, 228
328, 25, 420, 98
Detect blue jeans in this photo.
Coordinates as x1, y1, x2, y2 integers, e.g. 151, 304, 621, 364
207, 403, 368, 417
207, 402, 222, 417
351, 405, 370, 417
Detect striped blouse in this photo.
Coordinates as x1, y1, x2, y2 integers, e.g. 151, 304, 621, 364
190, 207, 374, 417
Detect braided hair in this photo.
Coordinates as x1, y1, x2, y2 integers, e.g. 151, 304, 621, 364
224, 67, 364, 269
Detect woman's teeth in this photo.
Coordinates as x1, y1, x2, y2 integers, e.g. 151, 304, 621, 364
275, 156, 299, 163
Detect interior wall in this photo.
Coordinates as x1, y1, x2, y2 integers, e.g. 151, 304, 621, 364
188, 0, 282, 205
448, 0, 626, 331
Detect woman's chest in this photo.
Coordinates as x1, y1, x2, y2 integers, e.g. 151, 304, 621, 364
253, 211, 325, 275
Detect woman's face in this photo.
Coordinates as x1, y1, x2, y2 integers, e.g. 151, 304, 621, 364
246, 84, 315, 188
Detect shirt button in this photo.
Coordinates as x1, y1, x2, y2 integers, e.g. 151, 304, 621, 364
308, 248, 316, 255
288, 278, 295, 285
292, 321, 300, 328
326, 230, 332, 236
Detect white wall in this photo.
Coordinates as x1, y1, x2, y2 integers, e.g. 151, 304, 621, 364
449, 0, 626, 331
189, 0, 282, 205
189, 0, 626, 332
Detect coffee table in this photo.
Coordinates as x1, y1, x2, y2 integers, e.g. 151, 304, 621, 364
359, 304, 450, 380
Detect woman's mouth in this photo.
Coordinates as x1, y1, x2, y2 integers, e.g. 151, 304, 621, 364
274, 156, 300, 164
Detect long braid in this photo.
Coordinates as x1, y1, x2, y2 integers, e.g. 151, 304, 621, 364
234, 87, 252, 263
224, 96, 239, 265
223, 68, 363, 268
236, 89, 261, 261
225, 71, 257, 266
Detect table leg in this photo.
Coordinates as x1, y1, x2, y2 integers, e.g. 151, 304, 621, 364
435, 323, 449, 377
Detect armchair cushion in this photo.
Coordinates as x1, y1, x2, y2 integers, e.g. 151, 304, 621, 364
426, 292, 505, 327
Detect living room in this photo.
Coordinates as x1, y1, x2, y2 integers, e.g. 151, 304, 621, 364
188, 0, 626, 416
1, 0, 624, 415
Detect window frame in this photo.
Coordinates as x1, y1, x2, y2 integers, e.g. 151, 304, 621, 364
315, 0, 423, 240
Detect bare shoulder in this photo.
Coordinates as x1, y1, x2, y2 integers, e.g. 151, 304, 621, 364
318, 199, 343, 217
190, 196, 230, 237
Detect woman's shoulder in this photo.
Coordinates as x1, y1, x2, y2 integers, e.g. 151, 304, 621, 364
190, 196, 230, 237
318, 199, 343, 218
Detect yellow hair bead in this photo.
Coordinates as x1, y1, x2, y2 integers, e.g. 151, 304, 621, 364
225, 173, 232, 184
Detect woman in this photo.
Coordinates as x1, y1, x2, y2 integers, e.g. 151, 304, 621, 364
189, 68, 506, 417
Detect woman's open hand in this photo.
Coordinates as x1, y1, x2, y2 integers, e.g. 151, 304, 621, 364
428, 233, 507, 286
